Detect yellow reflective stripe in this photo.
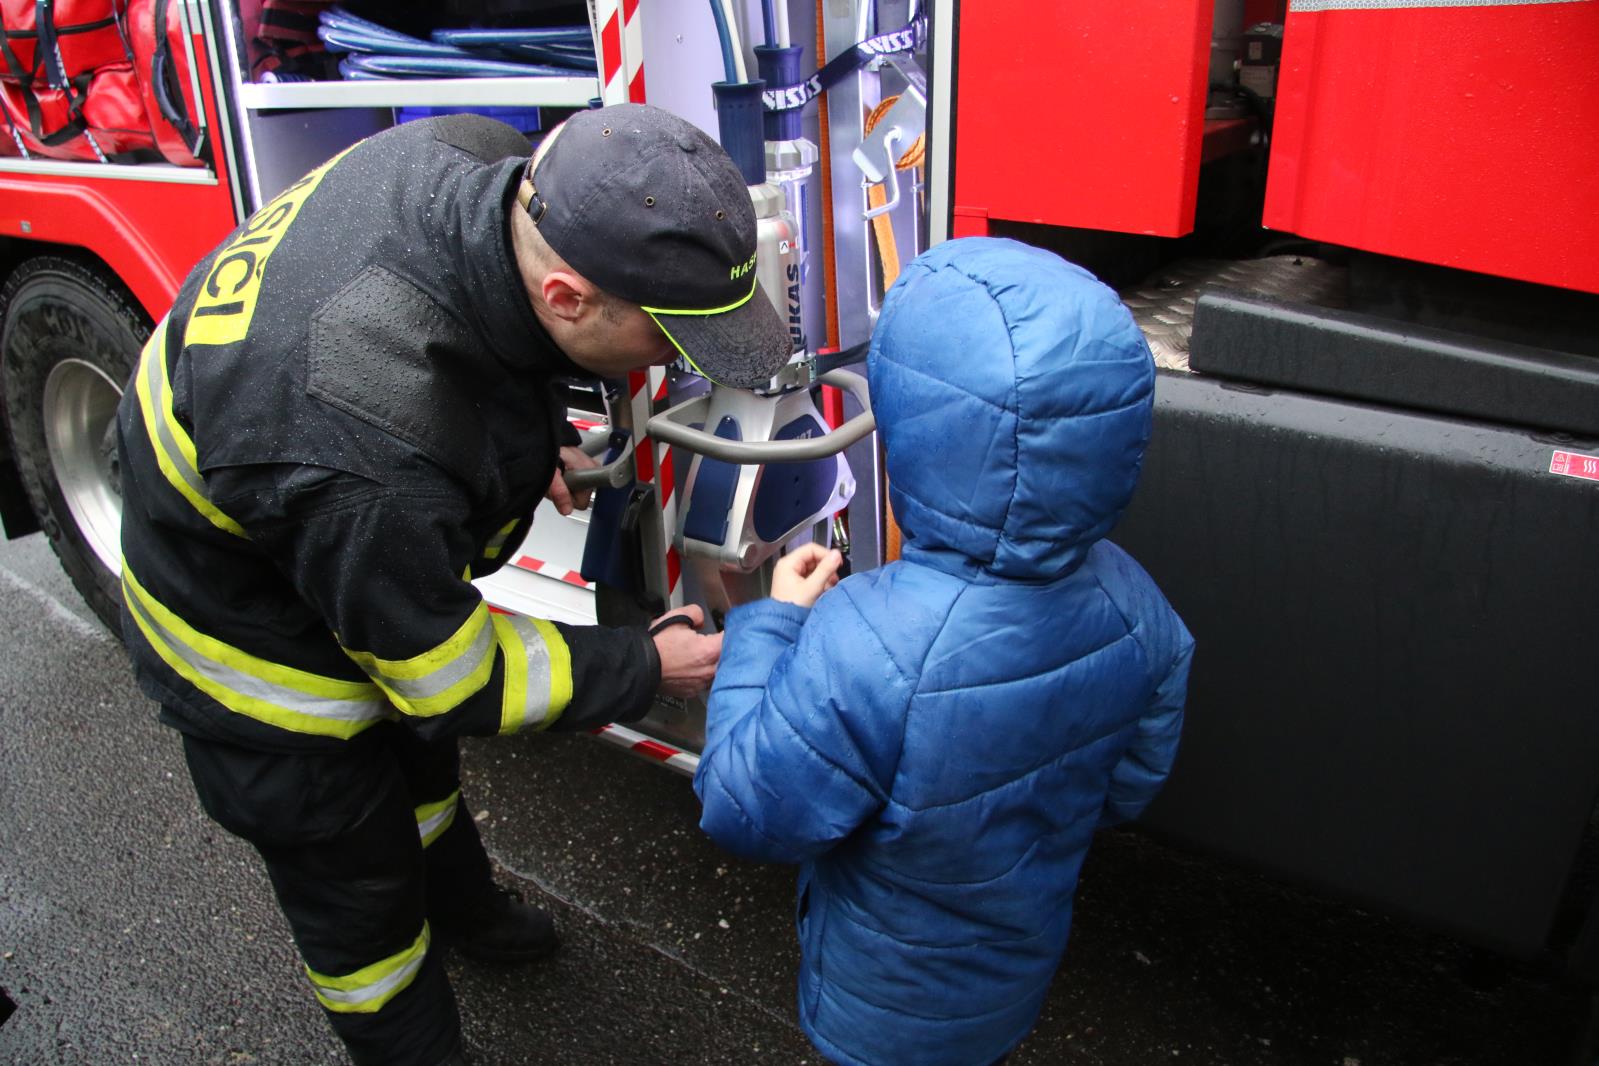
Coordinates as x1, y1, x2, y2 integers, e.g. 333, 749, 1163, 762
639, 274, 757, 317
156, 364, 198, 474
344, 605, 497, 718
122, 567, 386, 739
537, 617, 573, 720
306, 923, 429, 1014
125, 568, 374, 699
349, 606, 489, 680
415, 790, 460, 848
494, 614, 571, 734
387, 650, 494, 718
492, 613, 530, 738
482, 519, 519, 561
495, 614, 528, 735
132, 318, 247, 538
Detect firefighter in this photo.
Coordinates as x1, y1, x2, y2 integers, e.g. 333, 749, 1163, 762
115, 104, 792, 1066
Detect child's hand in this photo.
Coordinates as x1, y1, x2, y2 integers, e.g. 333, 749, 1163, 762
770, 545, 845, 608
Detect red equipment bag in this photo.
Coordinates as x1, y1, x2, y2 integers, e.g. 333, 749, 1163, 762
250, 0, 339, 82
127, 0, 207, 166
0, 0, 156, 161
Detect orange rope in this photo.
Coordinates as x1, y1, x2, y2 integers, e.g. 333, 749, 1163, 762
865, 95, 926, 168
862, 95, 924, 292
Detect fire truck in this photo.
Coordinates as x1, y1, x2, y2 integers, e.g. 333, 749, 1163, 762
3, 0, 1598, 1004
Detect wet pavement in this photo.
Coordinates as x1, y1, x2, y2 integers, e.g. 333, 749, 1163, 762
0, 531, 1589, 1065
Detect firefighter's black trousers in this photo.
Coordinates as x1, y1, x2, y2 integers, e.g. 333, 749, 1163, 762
180, 720, 494, 1066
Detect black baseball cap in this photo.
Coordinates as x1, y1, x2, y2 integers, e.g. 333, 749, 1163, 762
517, 103, 792, 389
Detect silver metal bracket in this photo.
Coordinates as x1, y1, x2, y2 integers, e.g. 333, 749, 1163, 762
852, 84, 926, 181
644, 370, 875, 464
562, 381, 638, 492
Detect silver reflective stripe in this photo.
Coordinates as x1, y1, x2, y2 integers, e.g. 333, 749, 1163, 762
124, 575, 388, 727
133, 319, 246, 537
1290, 0, 1587, 10
375, 618, 496, 704
416, 791, 459, 847
313, 954, 424, 1009
499, 614, 563, 732
482, 519, 518, 560
307, 925, 430, 1014
140, 332, 209, 503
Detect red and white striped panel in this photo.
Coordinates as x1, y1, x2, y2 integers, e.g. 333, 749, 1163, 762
591, 722, 699, 777
589, 0, 647, 105
628, 367, 684, 607
589, 7, 678, 604
512, 555, 597, 591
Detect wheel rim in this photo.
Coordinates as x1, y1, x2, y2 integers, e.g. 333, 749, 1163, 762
43, 358, 123, 577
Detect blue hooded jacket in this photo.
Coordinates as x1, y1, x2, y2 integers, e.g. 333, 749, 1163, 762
694, 238, 1192, 1066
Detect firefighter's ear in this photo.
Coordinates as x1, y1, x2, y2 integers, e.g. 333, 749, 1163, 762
539, 270, 601, 324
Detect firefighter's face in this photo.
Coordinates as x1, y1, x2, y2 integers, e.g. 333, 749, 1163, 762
562, 302, 679, 377
512, 205, 678, 376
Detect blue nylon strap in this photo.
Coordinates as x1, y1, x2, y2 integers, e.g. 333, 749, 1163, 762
761, 17, 925, 114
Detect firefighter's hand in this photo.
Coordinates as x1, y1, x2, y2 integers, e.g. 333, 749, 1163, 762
770, 545, 844, 609
547, 446, 598, 515
651, 605, 722, 698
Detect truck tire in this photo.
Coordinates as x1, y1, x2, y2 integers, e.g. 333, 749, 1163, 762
1, 257, 149, 634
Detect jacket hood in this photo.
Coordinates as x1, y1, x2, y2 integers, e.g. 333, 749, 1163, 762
867, 237, 1155, 581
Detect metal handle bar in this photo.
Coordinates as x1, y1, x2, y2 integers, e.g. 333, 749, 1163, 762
561, 433, 636, 491
560, 379, 637, 492
861, 127, 904, 220
643, 370, 876, 464
575, 426, 611, 457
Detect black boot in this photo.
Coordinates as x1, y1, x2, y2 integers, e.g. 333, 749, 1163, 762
432, 883, 560, 964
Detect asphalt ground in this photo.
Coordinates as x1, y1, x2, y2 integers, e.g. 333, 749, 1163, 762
0, 530, 1589, 1066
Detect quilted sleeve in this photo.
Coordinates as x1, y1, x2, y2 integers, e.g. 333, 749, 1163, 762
1100, 580, 1193, 827
694, 589, 906, 864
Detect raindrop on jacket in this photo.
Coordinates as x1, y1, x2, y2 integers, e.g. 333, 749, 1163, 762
116, 115, 659, 752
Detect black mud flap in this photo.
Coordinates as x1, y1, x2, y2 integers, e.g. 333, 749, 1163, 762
0, 442, 41, 538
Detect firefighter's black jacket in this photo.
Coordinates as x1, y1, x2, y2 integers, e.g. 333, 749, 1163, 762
117, 115, 659, 752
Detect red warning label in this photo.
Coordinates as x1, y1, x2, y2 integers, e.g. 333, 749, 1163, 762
1550, 450, 1599, 482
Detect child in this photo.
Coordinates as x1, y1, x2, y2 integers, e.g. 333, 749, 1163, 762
693, 237, 1193, 1066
